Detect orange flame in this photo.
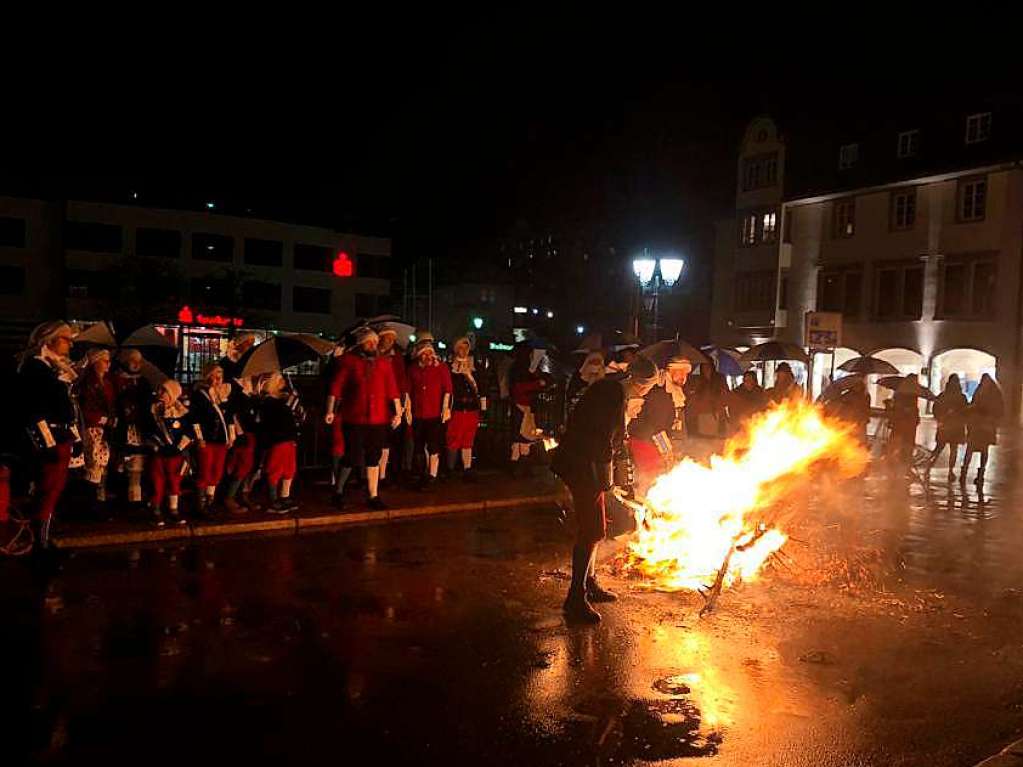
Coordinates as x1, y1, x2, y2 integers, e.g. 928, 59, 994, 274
624, 398, 867, 592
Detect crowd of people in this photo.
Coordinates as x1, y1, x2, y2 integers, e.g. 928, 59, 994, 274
0, 320, 488, 550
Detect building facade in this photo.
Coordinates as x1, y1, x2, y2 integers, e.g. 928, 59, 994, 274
712, 99, 1023, 413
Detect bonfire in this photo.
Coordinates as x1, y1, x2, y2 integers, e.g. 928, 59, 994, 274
622, 399, 868, 613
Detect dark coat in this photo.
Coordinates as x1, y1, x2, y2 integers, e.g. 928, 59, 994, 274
259, 395, 303, 446
141, 405, 196, 456
728, 385, 766, 425
629, 385, 674, 442
553, 378, 627, 489
191, 387, 230, 443
19, 357, 77, 447
967, 384, 1004, 448
933, 387, 968, 444
450, 367, 482, 412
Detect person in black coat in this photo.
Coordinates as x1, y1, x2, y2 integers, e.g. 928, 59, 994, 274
223, 378, 262, 515
141, 379, 194, 527
551, 355, 659, 624
259, 373, 305, 513
17, 321, 79, 548
191, 363, 232, 514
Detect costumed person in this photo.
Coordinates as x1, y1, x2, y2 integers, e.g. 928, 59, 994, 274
446, 336, 484, 479
663, 355, 692, 436
114, 349, 152, 508
18, 321, 80, 548
142, 379, 192, 527
566, 351, 606, 419
326, 326, 401, 510
408, 333, 452, 488
551, 354, 659, 623
962, 373, 1004, 486
376, 324, 408, 486
223, 375, 262, 515
728, 370, 766, 429
324, 345, 347, 505
260, 373, 304, 513
930, 374, 967, 482
628, 360, 676, 496
218, 333, 257, 381
508, 341, 547, 472
76, 348, 117, 509
191, 362, 232, 515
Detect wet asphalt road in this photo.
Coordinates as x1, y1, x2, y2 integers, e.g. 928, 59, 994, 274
6, 438, 1023, 766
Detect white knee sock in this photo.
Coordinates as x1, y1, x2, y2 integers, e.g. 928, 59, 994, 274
428, 453, 440, 478
168, 495, 179, 511
511, 443, 521, 462
205, 485, 216, 498
366, 466, 380, 498
379, 448, 390, 480
281, 478, 292, 498
461, 449, 473, 470
128, 472, 143, 502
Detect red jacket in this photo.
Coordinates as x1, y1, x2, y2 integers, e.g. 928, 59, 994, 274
381, 351, 408, 397
329, 350, 400, 425
78, 373, 117, 428
408, 362, 453, 420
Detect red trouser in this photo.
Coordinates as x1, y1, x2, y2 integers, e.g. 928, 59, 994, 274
0, 465, 10, 523
226, 435, 257, 479
149, 454, 185, 508
446, 410, 480, 450
265, 441, 297, 486
36, 442, 73, 521
196, 443, 228, 488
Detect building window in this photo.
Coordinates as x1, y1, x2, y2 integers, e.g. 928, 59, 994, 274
293, 285, 332, 314
242, 280, 281, 311
355, 293, 378, 317
761, 212, 778, 243
897, 130, 919, 158
874, 262, 924, 320
739, 213, 758, 246
0, 216, 26, 248
733, 270, 775, 312
891, 190, 917, 230
965, 112, 992, 144
192, 233, 233, 262
818, 268, 862, 318
244, 238, 283, 267
939, 255, 998, 319
958, 177, 987, 222
294, 243, 332, 271
838, 143, 859, 170
0, 264, 25, 295
741, 152, 779, 191
135, 227, 181, 259
65, 220, 123, 253
833, 199, 856, 238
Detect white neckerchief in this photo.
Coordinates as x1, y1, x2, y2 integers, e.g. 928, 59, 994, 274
37, 345, 77, 384
451, 355, 477, 393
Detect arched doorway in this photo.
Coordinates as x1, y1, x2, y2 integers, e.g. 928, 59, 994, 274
930, 348, 997, 399
870, 347, 925, 409
811, 347, 861, 400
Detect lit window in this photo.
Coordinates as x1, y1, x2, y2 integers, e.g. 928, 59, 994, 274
897, 130, 919, 158
838, 143, 859, 170
761, 212, 777, 243
891, 190, 916, 230
739, 213, 758, 246
959, 178, 987, 222
834, 200, 856, 238
965, 112, 992, 144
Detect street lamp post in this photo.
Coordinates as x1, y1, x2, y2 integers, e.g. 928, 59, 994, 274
632, 250, 684, 343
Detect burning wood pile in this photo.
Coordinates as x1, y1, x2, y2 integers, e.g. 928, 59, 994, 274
621, 399, 869, 613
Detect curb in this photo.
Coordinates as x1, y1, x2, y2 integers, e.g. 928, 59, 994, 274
52, 490, 567, 550
974, 738, 1023, 766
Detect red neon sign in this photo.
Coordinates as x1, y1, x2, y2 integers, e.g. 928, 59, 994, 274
177, 306, 244, 328
333, 251, 354, 277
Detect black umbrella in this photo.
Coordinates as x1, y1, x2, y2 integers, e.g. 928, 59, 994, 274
877, 376, 934, 400
240, 334, 336, 378
122, 324, 180, 377
819, 374, 865, 403
740, 341, 809, 364
837, 356, 900, 376
638, 339, 712, 368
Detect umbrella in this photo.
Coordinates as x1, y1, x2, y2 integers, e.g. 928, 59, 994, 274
74, 321, 117, 347
740, 341, 809, 364
702, 345, 747, 377
123, 324, 176, 349
837, 356, 899, 376
371, 320, 415, 350
573, 332, 605, 354
638, 339, 712, 368
819, 374, 866, 403
138, 359, 169, 388
240, 334, 336, 378
877, 376, 934, 399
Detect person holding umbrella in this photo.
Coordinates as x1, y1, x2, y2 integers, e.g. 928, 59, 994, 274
142, 379, 193, 528
76, 348, 117, 511
18, 321, 79, 548
962, 374, 1004, 486
191, 362, 232, 515
929, 374, 967, 482
114, 349, 153, 509
326, 326, 401, 510
408, 332, 452, 488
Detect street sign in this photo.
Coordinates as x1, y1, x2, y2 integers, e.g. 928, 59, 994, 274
805, 311, 842, 350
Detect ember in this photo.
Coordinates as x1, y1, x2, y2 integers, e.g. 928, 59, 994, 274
624, 399, 868, 594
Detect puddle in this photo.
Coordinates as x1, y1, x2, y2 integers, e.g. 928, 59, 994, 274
617, 698, 721, 760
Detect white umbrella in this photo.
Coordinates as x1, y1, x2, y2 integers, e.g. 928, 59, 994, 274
240, 334, 336, 378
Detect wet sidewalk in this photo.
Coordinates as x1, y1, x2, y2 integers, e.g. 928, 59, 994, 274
52, 470, 567, 549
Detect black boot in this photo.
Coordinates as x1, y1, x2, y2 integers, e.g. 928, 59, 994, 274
563, 543, 601, 624
975, 468, 985, 486
586, 576, 618, 603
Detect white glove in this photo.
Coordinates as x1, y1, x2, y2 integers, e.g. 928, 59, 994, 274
480, 397, 487, 412
391, 414, 402, 430
441, 409, 451, 424
325, 412, 335, 425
